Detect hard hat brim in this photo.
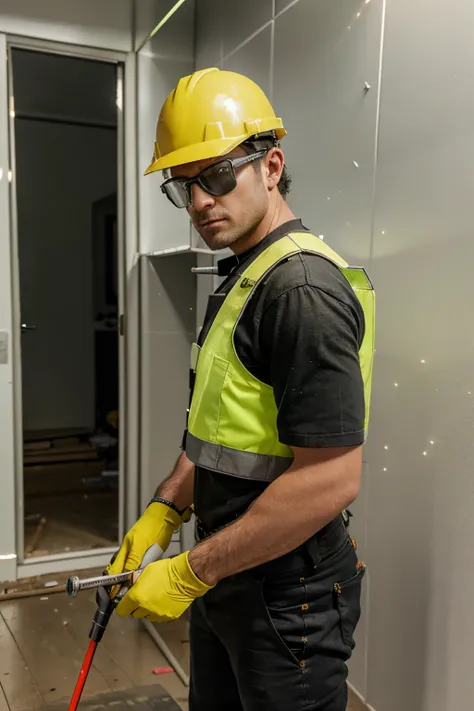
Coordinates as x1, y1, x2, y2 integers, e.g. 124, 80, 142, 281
144, 128, 287, 176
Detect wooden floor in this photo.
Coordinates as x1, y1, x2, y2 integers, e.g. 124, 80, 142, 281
0, 588, 189, 711
0, 581, 361, 711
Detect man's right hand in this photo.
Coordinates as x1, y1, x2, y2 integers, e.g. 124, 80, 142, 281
106, 502, 183, 576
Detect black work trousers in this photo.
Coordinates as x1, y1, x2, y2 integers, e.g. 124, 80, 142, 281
189, 523, 365, 711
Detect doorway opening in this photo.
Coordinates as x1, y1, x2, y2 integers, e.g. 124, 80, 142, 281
10, 48, 122, 560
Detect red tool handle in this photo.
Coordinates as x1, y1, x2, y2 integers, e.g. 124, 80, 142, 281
67, 544, 163, 711
68, 640, 97, 711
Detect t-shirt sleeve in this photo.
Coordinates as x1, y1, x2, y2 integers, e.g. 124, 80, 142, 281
257, 283, 366, 447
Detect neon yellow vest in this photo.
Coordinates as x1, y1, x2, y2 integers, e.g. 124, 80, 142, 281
186, 232, 375, 481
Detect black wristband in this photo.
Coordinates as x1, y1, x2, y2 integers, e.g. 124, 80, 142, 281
148, 496, 182, 516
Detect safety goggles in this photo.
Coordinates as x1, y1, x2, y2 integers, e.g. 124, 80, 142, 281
160, 149, 268, 209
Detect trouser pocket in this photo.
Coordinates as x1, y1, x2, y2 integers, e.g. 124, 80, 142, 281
261, 578, 308, 666
333, 562, 366, 650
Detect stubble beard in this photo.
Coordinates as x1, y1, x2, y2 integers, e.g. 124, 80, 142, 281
198, 209, 267, 252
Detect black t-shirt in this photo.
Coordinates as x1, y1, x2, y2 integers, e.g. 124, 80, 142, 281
190, 219, 366, 532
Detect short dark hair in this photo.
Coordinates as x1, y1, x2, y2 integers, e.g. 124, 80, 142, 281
278, 165, 292, 199
242, 135, 292, 200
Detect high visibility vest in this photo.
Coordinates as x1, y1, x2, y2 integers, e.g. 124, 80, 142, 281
186, 232, 375, 482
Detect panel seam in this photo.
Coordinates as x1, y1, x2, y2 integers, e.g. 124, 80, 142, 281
274, 0, 300, 21
222, 20, 273, 63
369, 0, 388, 268
366, 3, 389, 703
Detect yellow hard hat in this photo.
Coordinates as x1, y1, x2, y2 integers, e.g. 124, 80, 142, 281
145, 67, 287, 175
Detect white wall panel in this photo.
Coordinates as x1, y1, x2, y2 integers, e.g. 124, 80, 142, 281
273, 0, 383, 266
0, 0, 133, 52
220, 0, 273, 58
196, 0, 272, 65
346, 463, 370, 695
137, 0, 195, 254
134, 0, 178, 50
275, 0, 296, 16
140, 255, 196, 510
195, 0, 223, 70
366, 0, 474, 709
223, 24, 272, 98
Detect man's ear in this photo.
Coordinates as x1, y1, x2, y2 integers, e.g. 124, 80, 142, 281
265, 148, 285, 190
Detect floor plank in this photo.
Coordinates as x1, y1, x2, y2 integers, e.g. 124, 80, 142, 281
53, 593, 135, 692
0, 613, 43, 711
79, 592, 189, 706
1, 589, 189, 711
0, 684, 11, 711
0, 595, 111, 705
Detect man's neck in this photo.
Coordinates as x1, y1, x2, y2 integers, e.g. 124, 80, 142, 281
231, 198, 296, 256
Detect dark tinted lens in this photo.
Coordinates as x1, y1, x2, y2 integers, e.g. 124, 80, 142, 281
162, 180, 189, 208
199, 161, 236, 196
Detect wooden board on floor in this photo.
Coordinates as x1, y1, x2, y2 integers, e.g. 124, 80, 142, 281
24, 428, 90, 443
52, 594, 135, 693
0, 596, 110, 705
24, 441, 51, 453
52, 437, 82, 449
0, 590, 189, 711
0, 567, 102, 595
24, 450, 98, 466
0, 685, 10, 711
71, 591, 188, 707
0, 613, 43, 711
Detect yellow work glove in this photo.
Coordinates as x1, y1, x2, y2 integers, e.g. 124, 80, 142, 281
115, 551, 214, 622
106, 502, 183, 575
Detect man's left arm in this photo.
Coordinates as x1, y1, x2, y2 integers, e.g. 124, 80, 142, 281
189, 443, 362, 585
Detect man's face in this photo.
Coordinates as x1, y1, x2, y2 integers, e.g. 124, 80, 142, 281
170, 147, 269, 251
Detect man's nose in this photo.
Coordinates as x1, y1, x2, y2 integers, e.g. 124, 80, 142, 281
191, 183, 216, 211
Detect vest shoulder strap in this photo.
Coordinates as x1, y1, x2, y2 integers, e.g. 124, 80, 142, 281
200, 232, 373, 349
290, 232, 374, 292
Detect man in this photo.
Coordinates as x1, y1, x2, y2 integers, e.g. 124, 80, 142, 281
108, 68, 375, 711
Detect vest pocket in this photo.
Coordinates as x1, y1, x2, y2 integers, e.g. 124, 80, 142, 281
191, 352, 229, 442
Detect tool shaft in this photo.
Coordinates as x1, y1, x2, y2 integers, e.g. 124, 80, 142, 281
79, 571, 133, 590
68, 640, 97, 711
66, 543, 163, 597
67, 571, 133, 597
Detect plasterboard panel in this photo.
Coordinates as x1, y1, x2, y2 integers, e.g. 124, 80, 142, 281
346, 462, 370, 698
275, 0, 297, 16
196, 0, 272, 65
220, 0, 273, 58
273, 0, 383, 265
223, 23, 272, 99
365, 0, 474, 709
134, 0, 182, 51
140, 255, 196, 510
195, 0, 223, 69
137, 0, 195, 253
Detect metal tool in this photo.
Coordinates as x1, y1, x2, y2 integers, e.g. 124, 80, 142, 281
67, 570, 135, 597
67, 543, 163, 711
66, 544, 162, 598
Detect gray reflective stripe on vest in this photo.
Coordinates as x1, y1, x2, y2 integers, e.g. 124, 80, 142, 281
186, 432, 293, 482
